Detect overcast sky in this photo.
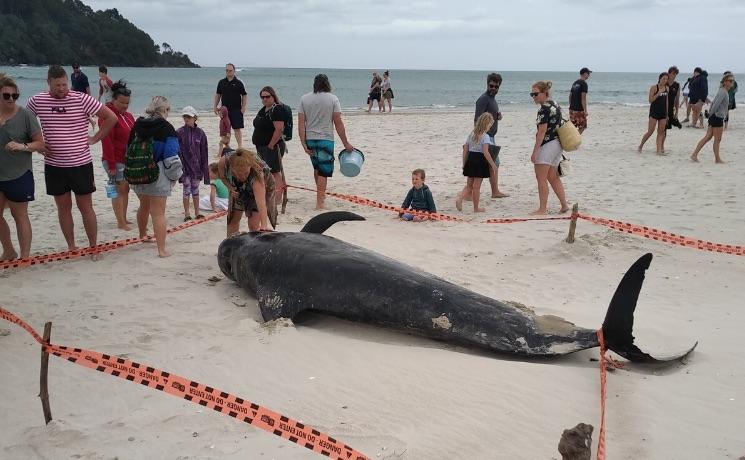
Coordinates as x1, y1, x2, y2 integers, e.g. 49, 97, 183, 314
89, 0, 742, 72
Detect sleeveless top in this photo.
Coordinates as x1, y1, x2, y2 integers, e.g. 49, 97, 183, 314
649, 85, 668, 119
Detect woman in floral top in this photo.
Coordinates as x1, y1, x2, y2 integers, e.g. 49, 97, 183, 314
530, 80, 569, 215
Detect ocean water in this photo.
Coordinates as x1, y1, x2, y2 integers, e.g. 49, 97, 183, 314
2, 66, 678, 115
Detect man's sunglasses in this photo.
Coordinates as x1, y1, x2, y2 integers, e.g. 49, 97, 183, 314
2, 93, 20, 101
488, 84, 500, 89
529, 92, 540, 97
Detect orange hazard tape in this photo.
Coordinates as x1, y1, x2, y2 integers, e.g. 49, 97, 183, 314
0, 211, 228, 271
578, 214, 745, 256
0, 306, 369, 460
595, 328, 624, 460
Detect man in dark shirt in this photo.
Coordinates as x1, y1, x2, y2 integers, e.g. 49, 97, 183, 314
569, 67, 591, 134
70, 63, 90, 95
474, 72, 508, 198
213, 63, 248, 147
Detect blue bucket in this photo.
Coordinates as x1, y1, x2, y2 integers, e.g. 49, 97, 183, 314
338, 148, 365, 177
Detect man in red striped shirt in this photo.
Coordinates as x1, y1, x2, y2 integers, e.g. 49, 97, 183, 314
27, 65, 117, 256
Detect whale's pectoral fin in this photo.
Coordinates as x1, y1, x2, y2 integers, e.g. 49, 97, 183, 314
301, 211, 366, 234
601, 253, 698, 363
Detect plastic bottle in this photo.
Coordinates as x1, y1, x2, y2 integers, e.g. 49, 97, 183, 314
105, 177, 118, 199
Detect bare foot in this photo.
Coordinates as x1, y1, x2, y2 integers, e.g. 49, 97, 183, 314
491, 192, 510, 198
715, 159, 726, 164
90, 253, 102, 262
67, 245, 80, 252
455, 196, 463, 211
158, 251, 171, 258
690, 155, 699, 162
314, 205, 326, 211
117, 223, 132, 231
559, 207, 571, 214
530, 209, 548, 215
475, 207, 485, 213
0, 250, 18, 261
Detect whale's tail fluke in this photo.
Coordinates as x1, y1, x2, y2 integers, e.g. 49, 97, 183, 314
601, 253, 697, 363
301, 211, 365, 234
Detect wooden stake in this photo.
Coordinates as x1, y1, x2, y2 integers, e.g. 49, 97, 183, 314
565, 203, 579, 244
39, 322, 53, 424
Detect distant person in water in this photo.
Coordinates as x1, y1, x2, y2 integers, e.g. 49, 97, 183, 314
569, 67, 591, 134
638, 73, 669, 155
366, 72, 382, 112
381, 70, 394, 112
298, 74, 354, 210
690, 74, 734, 163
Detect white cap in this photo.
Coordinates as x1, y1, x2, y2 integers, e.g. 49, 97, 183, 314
182, 106, 198, 117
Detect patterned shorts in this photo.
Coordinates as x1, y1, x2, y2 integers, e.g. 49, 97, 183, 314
569, 110, 587, 133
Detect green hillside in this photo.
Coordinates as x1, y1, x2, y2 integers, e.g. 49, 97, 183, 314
0, 0, 199, 67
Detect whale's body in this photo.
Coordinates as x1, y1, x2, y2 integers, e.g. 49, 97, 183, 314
218, 212, 696, 362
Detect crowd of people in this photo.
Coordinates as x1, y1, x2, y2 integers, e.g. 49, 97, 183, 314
0, 63, 737, 260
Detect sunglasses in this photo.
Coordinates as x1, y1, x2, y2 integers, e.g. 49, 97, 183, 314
260, 94, 272, 99
488, 84, 500, 89
529, 92, 540, 97
2, 93, 20, 101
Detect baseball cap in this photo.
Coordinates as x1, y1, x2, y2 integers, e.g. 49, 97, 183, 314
580, 67, 592, 75
182, 106, 198, 118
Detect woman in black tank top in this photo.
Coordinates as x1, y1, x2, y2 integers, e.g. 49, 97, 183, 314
638, 73, 670, 155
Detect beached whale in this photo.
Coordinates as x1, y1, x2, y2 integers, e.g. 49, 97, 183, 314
217, 212, 696, 362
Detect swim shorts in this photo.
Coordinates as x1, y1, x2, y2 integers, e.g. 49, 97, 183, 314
44, 162, 96, 196
0, 169, 35, 202
306, 139, 335, 177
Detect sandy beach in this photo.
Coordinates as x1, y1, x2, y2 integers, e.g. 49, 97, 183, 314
1, 105, 744, 459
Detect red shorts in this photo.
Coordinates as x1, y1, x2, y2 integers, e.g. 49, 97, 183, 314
569, 110, 587, 133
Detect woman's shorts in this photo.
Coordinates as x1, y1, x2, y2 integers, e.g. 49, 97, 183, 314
44, 162, 96, 196
534, 139, 563, 167
307, 139, 335, 177
383, 89, 393, 100
369, 91, 381, 102
130, 162, 174, 197
181, 176, 201, 197
708, 115, 724, 128
462, 151, 491, 178
257, 145, 281, 173
0, 169, 35, 202
101, 160, 125, 182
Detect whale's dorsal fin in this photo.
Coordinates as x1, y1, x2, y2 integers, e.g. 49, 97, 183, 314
300, 211, 366, 234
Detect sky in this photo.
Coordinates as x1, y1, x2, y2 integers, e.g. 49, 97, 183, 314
88, 0, 743, 72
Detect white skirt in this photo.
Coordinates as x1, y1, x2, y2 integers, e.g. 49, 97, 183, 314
199, 195, 229, 211
534, 138, 563, 167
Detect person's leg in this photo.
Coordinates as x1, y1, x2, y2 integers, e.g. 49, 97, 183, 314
712, 126, 724, 163
227, 210, 242, 236
683, 99, 691, 122
182, 177, 191, 219
472, 178, 485, 212
690, 102, 702, 127
7, 200, 32, 258
192, 194, 201, 217
272, 172, 284, 203
532, 164, 550, 215
638, 118, 657, 151
149, 196, 169, 257
655, 119, 667, 154
53, 192, 77, 250
120, 181, 131, 224
456, 177, 473, 211
690, 127, 713, 162
246, 211, 262, 232
547, 167, 569, 212
136, 194, 151, 238
0, 194, 16, 260
234, 128, 243, 148
315, 175, 327, 210
74, 193, 98, 248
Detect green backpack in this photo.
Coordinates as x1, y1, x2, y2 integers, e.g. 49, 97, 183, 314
124, 135, 159, 185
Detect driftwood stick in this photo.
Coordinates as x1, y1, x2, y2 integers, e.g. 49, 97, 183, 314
39, 322, 53, 424
566, 203, 580, 243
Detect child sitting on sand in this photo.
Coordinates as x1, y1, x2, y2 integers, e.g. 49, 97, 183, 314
399, 169, 437, 221
199, 162, 230, 211
218, 106, 232, 157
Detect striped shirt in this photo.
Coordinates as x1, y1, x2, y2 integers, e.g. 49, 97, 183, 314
27, 91, 102, 167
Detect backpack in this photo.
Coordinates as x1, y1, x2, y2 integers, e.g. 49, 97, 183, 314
124, 134, 159, 185
270, 103, 293, 141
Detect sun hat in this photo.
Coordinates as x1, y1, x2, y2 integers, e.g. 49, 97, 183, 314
182, 106, 198, 117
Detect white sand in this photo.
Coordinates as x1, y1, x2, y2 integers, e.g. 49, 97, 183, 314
1, 106, 744, 459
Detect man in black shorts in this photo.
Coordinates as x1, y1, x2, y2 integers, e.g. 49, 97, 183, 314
213, 63, 248, 147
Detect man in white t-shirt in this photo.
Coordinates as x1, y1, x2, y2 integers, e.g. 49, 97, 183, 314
27, 65, 117, 256
298, 74, 354, 210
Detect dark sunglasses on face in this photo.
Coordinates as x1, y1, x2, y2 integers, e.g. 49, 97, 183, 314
2, 93, 20, 101
530, 92, 540, 97
488, 84, 500, 89
260, 94, 272, 99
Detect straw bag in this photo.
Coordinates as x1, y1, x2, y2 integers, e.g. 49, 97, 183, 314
557, 119, 582, 152
558, 154, 570, 177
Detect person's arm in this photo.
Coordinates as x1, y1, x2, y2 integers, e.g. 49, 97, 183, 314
401, 188, 414, 210
200, 130, 210, 185
581, 92, 588, 114
648, 85, 657, 103
426, 189, 437, 213
298, 112, 312, 155
674, 86, 680, 114
5, 131, 45, 154
268, 120, 284, 150
210, 184, 217, 211
252, 178, 269, 230
482, 141, 497, 171
462, 143, 468, 167
531, 124, 548, 163
213, 94, 221, 115
90, 105, 117, 144
218, 157, 237, 198
474, 97, 487, 121
241, 94, 247, 114
332, 112, 353, 151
